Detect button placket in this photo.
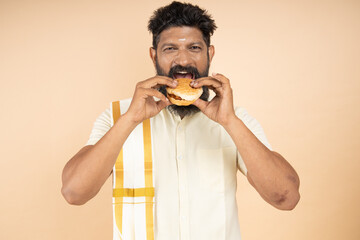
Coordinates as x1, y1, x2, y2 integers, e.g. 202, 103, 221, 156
176, 121, 190, 240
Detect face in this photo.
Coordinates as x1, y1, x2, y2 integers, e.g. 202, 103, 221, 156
150, 26, 215, 117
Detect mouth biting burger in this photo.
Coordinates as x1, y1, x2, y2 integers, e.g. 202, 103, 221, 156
166, 71, 203, 106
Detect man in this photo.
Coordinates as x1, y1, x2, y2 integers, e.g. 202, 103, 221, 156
61, 2, 300, 240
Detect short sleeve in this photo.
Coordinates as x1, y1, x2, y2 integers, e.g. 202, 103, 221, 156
235, 107, 273, 176
85, 108, 112, 146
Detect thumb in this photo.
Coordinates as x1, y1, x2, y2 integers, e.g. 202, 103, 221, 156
192, 98, 208, 111
156, 99, 171, 110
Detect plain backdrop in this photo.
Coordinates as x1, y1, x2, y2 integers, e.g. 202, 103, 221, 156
1, 0, 359, 239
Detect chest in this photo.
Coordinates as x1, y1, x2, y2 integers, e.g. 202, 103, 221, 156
151, 113, 238, 194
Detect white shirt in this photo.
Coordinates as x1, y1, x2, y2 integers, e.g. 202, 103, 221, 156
86, 104, 272, 240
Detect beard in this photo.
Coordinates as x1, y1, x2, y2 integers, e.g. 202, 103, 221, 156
155, 59, 210, 118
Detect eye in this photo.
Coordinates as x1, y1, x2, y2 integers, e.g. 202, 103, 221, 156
163, 47, 176, 52
190, 45, 202, 51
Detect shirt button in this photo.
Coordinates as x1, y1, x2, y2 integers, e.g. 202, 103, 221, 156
178, 126, 182, 131
178, 155, 183, 160
182, 215, 186, 220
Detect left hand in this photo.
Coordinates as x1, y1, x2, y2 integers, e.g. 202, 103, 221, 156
191, 73, 236, 126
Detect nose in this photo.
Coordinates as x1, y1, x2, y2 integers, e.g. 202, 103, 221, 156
173, 49, 192, 67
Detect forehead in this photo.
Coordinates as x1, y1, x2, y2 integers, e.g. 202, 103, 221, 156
158, 26, 205, 45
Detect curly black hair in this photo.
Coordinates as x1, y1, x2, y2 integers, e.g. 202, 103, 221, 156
148, 1, 217, 49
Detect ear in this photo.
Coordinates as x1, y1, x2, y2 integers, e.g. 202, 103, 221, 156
149, 47, 157, 67
208, 45, 215, 64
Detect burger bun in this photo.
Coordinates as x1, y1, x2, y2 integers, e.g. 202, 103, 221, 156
166, 78, 203, 106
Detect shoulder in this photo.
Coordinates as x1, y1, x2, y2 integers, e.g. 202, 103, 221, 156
111, 98, 132, 114
234, 106, 262, 129
234, 106, 253, 123
95, 108, 111, 125
95, 98, 133, 125
234, 106, 273, 151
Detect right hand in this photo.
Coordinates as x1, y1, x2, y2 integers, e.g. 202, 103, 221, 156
124, 75, 178, 124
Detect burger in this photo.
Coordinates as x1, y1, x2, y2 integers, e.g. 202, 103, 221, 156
166, 78, 203, 106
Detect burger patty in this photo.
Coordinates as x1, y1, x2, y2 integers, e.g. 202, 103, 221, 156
168, 93, 183, 100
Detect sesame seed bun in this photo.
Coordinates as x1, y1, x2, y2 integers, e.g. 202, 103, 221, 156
166, 78, 203, 106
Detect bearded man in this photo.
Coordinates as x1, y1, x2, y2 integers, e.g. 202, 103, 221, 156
61, 2, 300, 240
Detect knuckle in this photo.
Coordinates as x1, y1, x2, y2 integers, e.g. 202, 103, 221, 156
136, 82, 143, 88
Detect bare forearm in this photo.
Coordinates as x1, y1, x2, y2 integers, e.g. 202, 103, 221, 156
223, 116, 300, 210
61, 113, 138, 205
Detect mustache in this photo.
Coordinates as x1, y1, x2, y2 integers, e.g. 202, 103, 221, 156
168, 65, 201, 79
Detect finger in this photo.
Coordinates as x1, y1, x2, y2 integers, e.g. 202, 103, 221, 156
193, 76, 218, 83
192, 76, 220, 93
211, 73, 230, 84
152, 75, 178, 88
137, 76, 177, 89
195, 76, 215, 81
205, 85, 221, 96
139, 88, 170, 103
156, 98, 171, 110
152, 82, 176, 90
200, 73, 232, 93
191, 78, 222, 89
136, 78, 177, 88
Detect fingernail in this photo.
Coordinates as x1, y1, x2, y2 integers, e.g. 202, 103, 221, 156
212, 72, 217, 76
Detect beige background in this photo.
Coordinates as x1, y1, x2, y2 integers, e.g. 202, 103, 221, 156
1, 0, 359, 239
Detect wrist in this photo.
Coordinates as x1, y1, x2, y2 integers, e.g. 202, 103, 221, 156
118, 112, 142, 129
221, 114, 241, 129
222, 114, 241, 131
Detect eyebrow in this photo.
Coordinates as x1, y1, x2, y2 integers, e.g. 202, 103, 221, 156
189, 41, 205, 47
159, 43, 177, 49
159, 41, 205, 49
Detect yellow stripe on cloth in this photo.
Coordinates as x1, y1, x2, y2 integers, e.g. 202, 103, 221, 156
113, 187, 155, 197
112, 101, 124, 236
143, 118, 155, 240
112, 101, 121, 123
112, 100, 155, 239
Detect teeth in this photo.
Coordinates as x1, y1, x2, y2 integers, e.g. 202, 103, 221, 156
177, 71, 188, 74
